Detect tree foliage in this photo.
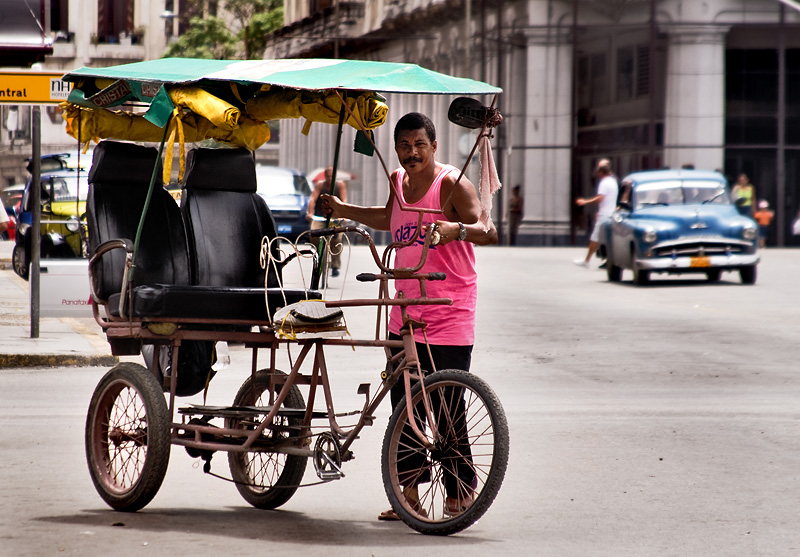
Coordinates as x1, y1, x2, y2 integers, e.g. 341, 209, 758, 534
162, 0, 283, 59
162, 17, 237, 59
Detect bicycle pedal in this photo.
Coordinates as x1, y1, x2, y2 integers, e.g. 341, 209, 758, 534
318, 470, 344, 481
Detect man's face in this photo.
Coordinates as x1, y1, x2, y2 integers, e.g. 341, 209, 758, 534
395, 128, 436, 173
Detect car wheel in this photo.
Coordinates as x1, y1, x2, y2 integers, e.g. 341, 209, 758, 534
739, 266, 757, 285
706, 269, 721, 282
12, 244, 29, 281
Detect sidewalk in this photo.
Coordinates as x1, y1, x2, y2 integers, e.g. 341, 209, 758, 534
0, 241, 117, 368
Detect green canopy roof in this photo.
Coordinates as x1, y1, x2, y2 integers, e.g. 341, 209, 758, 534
63, 58, 502, 95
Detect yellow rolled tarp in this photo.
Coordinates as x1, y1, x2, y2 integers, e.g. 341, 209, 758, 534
168, 86, 240, 131
62, 103, 268, 148
62, 103, 270, 183
246, 89, 387, 132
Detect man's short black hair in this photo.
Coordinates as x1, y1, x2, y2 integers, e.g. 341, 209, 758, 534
394, 112, 436, 143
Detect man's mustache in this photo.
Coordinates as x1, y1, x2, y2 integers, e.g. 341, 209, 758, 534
403, 156, 423, 165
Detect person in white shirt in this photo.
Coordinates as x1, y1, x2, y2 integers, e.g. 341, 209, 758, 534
574, 159, 618, 267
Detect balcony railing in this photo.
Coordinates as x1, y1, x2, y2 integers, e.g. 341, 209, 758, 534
269, 2, 365, 58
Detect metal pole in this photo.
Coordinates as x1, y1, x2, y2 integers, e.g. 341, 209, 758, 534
30, 106, 41, 338
496, 0, 505, 246
311, 102, 347, 290
464, 0, 471, 77
334, 0, 340, 59
481, 0, 486, 83
777, 5, 786, 246
569, 0, 578, 246
648, 0, 656, 169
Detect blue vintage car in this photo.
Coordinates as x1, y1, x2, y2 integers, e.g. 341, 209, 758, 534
597, 169, 760, 285
254, 165, 312, 241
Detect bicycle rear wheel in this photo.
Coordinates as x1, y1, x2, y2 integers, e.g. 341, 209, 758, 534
381, 369, 509, 535
226, 370, 308, 509
85, 362, 171, 511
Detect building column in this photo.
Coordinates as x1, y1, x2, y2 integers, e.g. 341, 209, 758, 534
517, 25, 573, 244
663, 25, 729, 171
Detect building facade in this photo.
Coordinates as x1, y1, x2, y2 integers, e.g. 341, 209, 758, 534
0, 0, 183, 187
0, 1, 261, 188
268, 0, 800, 246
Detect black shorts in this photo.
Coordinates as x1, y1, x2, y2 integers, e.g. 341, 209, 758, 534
388, 332, 472, 408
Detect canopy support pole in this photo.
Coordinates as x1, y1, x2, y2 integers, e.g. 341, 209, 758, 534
129, 120, 172, 285
312, 98, 347, 290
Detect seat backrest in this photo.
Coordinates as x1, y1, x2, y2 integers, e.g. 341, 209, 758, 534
181, 148, 280, 287
87, 141, 191, 300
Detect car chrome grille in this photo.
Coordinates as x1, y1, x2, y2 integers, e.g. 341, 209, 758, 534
653, 241, 744, 258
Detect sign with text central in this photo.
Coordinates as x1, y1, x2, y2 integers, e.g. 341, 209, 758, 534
0, 72, 70, 105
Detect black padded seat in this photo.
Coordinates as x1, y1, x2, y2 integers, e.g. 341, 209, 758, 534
87, 141, 191, 301
181, 148, 274, 287
177, 148, 319, 320
88, 142, 317, 323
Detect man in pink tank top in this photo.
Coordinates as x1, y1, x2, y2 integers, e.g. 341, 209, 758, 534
320, 112, 497, 521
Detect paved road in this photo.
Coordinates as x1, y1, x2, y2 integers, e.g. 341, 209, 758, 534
1, 247, 798, 556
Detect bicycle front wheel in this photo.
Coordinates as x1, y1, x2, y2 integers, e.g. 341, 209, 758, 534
381, 369, 509, 535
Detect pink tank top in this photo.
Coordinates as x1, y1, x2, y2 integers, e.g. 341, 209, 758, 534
389, 165, 477, 345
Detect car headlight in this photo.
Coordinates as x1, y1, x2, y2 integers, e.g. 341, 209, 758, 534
642, 228, 658, 243
742, 226, 757, 241
65, 216, 80, 233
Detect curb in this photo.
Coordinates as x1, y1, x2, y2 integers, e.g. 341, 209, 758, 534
0, 354, 118, 368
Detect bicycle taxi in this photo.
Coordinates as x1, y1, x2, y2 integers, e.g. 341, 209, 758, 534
61, 58, 509, 535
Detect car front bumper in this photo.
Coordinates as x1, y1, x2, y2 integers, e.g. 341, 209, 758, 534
637, 253, 760, 271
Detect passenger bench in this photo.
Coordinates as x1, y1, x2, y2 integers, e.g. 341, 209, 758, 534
87, 141, 318, 334
180, 147, 319, 321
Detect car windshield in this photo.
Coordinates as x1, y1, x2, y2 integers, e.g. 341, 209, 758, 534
633, 180, 729, 210
255, 167, 312, 197
44, 174, 90, 203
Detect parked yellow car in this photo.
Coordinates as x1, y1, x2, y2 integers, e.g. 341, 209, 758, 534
13, 160, 89, 280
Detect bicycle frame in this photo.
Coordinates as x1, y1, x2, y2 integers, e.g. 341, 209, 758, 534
96, 223, 452, 464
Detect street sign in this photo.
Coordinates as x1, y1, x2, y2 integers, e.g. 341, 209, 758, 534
0, 72, 70, 105
0, 72, 71, 336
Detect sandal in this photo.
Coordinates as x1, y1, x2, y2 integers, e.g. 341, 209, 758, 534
378, 508, 401, 521
378, 486, 428, 521
444, 495, 474, 517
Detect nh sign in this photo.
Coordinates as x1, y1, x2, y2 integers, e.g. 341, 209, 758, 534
0, 72, 71, 105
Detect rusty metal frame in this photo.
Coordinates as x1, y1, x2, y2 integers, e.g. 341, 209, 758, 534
89, 225, 448, 462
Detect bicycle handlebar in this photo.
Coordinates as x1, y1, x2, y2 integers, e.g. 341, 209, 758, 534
356, 271, 447, 283
310, 223, 444, 286
356, 272, 379, 282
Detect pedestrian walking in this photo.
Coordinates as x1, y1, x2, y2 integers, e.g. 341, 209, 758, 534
753, 200, 774, 248
574, 159, 618, 267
